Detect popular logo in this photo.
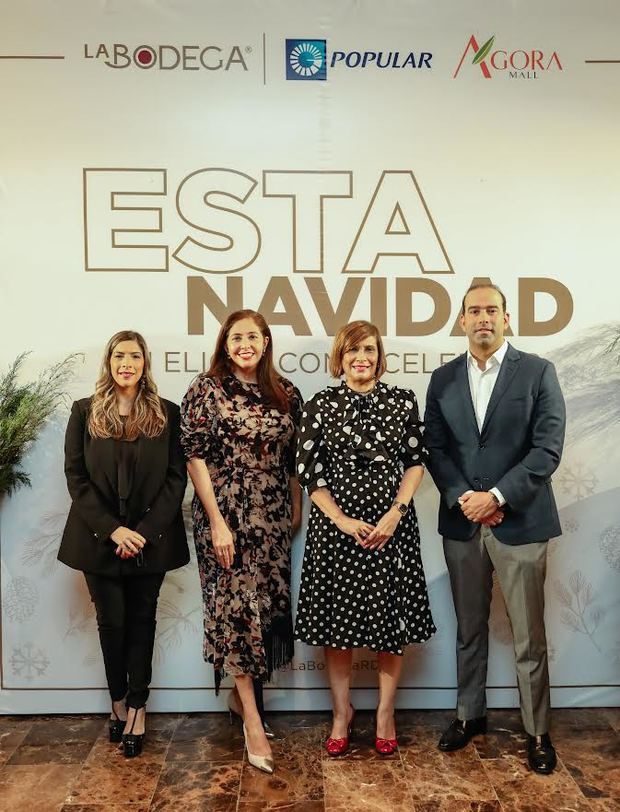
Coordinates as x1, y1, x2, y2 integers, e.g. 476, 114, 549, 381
285, 38, 432, 79
453, 34, 562, 79
285, 39, 327, 80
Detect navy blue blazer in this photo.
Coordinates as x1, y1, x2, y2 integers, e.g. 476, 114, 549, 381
424, 344, 566, 544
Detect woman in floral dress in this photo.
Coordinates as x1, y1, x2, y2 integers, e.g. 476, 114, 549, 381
181, 310, 301, 773
295, 320, 435, 756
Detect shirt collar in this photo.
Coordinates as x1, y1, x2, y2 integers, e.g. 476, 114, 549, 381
467, 340, 509, 372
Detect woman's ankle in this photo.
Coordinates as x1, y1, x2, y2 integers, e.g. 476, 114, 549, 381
111, 699, 127, 719
332, 703, 353, 722
124, 706, 146, 735
244, 708, 263, 729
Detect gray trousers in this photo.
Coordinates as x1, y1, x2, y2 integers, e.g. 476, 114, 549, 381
443, 526, 550, 735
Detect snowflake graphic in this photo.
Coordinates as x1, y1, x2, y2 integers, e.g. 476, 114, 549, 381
563, 518, 580, 534
559, 463, 598, 501
599, 525, 620, 571
2, 576, 39, 623
10, 643, 50, 680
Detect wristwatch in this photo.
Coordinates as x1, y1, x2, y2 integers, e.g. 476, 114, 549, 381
391, 500, 409, 516
489, 491, 500, 506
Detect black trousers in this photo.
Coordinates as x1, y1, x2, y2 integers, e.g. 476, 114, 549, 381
84, 571, 165, 709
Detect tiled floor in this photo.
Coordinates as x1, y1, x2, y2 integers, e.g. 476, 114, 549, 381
0, 708, 617, 811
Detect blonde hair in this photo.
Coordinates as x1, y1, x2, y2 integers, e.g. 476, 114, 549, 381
88, 330, 167, 440
329, 321, 387, 379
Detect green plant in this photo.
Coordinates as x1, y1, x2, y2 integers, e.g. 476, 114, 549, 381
0, 352, 77, 496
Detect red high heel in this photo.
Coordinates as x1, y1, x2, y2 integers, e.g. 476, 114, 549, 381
325, 705, 355, 757
375, 713, 398, 755
375, 736, 398, 755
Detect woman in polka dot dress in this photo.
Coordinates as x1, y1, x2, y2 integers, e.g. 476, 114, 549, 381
295, 321, 435, 756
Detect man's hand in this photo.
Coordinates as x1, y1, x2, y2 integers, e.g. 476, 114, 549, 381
459, 491, 498, 522
481, 509, 504, 527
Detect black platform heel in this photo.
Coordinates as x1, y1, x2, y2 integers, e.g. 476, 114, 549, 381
109, 706, 125, 743
122, 707, 145, 758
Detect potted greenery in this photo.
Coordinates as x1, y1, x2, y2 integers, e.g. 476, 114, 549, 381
0, 352, 77, 497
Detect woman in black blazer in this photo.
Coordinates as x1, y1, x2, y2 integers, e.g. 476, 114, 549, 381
58, 330, 189, 757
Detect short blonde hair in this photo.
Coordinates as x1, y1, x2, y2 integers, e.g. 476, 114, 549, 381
329, 321, 387, 379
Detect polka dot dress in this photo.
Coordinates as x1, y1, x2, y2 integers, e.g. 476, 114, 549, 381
294, 380, 436, 654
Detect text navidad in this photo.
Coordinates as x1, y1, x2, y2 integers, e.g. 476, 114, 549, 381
83, 168, 573, 336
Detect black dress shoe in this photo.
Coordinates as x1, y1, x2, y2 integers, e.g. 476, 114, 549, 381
438, 717, 487, 751
527, 733, 557, 774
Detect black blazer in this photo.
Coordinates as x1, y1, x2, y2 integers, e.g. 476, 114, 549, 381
424, 344, 566, 544
58, 397, 190, 576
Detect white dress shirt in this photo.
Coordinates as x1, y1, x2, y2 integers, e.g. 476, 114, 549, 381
465, 340, 509, 506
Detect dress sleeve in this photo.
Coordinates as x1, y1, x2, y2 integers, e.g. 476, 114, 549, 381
180, 375, 217, 461
284, 384, 304, 476
296, 393, 329, 495
399, 390, 429, 470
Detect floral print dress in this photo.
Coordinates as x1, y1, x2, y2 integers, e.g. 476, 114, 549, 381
180, 374, 302, 690
295, 380, 436, 654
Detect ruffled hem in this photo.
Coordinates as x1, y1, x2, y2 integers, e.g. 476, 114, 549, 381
209, 614, 295, 695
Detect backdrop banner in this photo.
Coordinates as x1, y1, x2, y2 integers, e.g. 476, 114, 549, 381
1, 0, 618, 713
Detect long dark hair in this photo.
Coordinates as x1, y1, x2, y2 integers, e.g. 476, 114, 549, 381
207, 310, 290, 413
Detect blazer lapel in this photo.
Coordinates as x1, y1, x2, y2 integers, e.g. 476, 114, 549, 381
456, 353, 480, 437
480, 345, 521, 436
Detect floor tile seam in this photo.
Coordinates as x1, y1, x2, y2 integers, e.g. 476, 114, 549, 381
145, 728, 178, 809
557, 753, 609, 804
478, 752, 603, 807
476, 753, 513, 806
439, 737, 504, 805
0, 728, 31, 766
235, 751, 247, 812
59, 737, 102, 805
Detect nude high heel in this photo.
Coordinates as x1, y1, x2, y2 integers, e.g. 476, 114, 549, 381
243, 723, 275, 774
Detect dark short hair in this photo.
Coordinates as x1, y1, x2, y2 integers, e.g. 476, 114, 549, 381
329, 321, 387, 379
461, 283, 507, 315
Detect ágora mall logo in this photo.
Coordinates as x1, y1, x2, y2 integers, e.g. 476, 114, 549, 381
82, 167, 573, 338
453, 34, 563, 80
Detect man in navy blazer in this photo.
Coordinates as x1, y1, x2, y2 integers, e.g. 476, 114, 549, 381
424, 283, 565, 774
